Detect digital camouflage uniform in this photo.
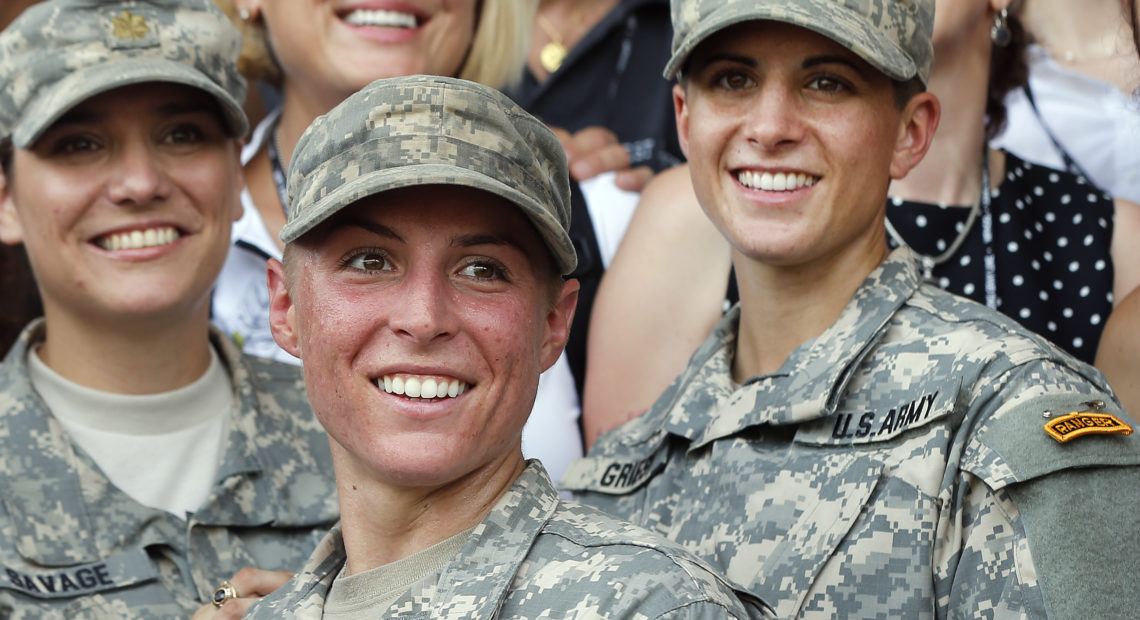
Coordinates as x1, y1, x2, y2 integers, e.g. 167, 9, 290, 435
563, 249, 1140, 618
0, 322, 339, 618
247, 461, 768, 619
260, 75, 770, 619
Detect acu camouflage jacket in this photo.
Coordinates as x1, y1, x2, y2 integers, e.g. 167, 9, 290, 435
0, 321, 339, 618
564, 249, 1140, 619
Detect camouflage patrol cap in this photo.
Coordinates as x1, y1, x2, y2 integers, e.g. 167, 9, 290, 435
0, 0, 248, 149
665, 0, 934, 85
282, 75, 577, 275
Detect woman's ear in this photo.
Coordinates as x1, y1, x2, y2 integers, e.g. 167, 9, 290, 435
267, 257, 302, 359
889, 91, 941, 180
0, 171, 26, 245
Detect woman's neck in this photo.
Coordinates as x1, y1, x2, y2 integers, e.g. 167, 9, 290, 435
1023, 0, 1139, 92
1023, 0, 1133, 60
276, 85, 355, 165
529, 0, 620, 81
732, 234, 889, 379
890, 19, 990, 206
36, 303, 214, 395
334, 448, 526, 575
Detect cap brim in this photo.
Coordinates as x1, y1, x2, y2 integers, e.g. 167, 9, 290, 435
664, 0, 917, 82
280, 163, 578, 275
12, 57, 248, 148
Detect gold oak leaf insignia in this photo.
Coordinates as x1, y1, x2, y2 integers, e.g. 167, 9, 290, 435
112, 10, 149, 40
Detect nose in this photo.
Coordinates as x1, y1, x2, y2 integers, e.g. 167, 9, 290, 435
743, 84, 806, 152
105, 140, 173, 207
387, 266, 459, 345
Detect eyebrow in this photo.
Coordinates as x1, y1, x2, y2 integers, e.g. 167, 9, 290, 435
336, 221, 525, 255
339, 218, 404, 242
692, 52, 757, 72
452, 232, 527, 254
692, 52, 872, 80
801, 54, 874, 80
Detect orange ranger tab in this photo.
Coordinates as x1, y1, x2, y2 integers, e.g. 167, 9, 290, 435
1044, 411, 1134, 443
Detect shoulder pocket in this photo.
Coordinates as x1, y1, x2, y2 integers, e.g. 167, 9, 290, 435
966, 392, 1140, 490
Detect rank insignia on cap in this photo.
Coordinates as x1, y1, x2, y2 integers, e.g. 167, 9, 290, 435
1044, 411, 1134, 443
111, 10, 149, 41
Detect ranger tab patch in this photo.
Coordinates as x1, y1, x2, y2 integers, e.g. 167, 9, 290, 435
1044, 412, 1134, 443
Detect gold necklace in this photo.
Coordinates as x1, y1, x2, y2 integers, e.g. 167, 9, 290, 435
536, 14, 567, 73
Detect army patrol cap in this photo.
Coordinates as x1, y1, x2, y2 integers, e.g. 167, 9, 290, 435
282, 75, 577, 275
0, 0, 248, 149
665, 0, 934, 85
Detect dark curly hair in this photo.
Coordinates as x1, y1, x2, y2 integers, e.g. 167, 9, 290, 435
986, 4, 1030, 141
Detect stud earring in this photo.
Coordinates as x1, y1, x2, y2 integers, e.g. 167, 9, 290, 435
990, 7, 1011, 47
238, 7, 251, 21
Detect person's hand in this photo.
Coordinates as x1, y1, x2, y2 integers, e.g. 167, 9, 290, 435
190, 566, 294, 620
551, 126, 654, 192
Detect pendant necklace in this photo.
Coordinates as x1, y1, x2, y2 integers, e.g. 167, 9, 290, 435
536, 14, 568, 73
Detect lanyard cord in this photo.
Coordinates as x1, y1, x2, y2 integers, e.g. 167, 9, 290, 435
266, 115, 290, 213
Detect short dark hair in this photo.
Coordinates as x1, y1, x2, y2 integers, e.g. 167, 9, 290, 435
891, 77, 926, 110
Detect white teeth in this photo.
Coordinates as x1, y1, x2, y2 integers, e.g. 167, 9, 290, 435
96, 226, 180, 251
344, 9, 416, 28
737, 170, 818, 191
379, 375, 469, 400
404, 377, 421, 398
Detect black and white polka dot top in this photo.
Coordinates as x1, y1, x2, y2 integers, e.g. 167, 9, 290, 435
886, 151, 1115, 364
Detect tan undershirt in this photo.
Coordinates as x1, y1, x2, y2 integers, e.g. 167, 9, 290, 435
321, 526, 475, 618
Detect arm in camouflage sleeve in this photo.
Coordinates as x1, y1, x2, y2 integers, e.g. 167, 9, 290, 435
1006, 464, 1140, 618
945, 357, 1140, 618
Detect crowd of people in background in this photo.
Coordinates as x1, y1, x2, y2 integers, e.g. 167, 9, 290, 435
1, 0, 1138, 616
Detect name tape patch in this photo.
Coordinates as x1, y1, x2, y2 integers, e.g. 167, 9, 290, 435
1044, 412, 1134, 443
1, 548, 158, 599
3, 563, 116, 598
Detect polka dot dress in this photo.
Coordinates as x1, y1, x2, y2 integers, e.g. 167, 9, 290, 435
886, 152, 1115, 364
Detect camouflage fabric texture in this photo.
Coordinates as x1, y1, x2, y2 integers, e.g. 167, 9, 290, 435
247, 460, 770, 619
0, 322, 339, 618
564, 249, 1140, 618
281, 74, 577, 275
0, 0, 248, 148
664, 0, 934, 84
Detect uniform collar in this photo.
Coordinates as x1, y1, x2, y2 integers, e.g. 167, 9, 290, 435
665, 249, 923, 449
0, 319, 105, 564
263, 461, 559, 619
193, 328, 338, 528
0, 321, 329, 565
427, 461, 559, 617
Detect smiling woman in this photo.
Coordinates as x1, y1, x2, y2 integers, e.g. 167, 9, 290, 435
242, 73, 763, 619
0, 1, 338, 617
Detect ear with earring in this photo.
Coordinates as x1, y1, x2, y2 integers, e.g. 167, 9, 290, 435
237, 3, 257, 21
991, 7, 1011, 47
